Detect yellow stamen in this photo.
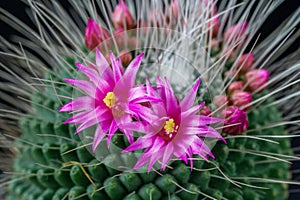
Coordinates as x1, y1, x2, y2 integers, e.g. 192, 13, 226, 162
164, 118, 175, 133
103, 92, 116, 108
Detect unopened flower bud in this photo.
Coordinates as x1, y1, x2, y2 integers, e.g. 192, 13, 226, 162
230, 91, 252, 111
213, 95, 228, 108
245, 69, 270, 93
112, 2, 135, 29
85, 18, 110, 50
119, 51, 132, 66
237, 53, 254, 73
227, 81, 243, 94
221, 106, 248, 135
208, 16, 219, 37
200, 106, 212, 116
224, 22, 248, 42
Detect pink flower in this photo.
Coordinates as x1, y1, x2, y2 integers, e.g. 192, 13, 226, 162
122, 78, 225, 172
213, 95, 228, 108
245, 69, 270, 93
85, 18, 110, 50
59, 49, 158, 151
237, 53, 254, 73
112, 1, 135, 29
224, 22, 248, 42
227, 81, 243, 94
221, 106, 248, 135
230, 91, 252, 111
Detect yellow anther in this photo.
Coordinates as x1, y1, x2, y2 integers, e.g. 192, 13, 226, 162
164, 118, 176, 133
103, 92, 116, 108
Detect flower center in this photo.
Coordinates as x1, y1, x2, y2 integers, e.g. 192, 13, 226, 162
103, 92, 116, 108
162, 118, 179, 141
164, 118, 175, 133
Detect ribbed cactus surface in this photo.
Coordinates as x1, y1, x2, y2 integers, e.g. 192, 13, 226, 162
6, 58, 292, 200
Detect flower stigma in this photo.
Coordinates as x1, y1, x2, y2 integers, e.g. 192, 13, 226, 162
103, 92, 116, 108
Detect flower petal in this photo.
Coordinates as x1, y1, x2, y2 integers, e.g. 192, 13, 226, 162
59, 96, 94, 112
181, 78, 201, 111
76, 62, 99, 85
65, 78, 97, 98
161, 143, 174, 170
92, 126, 106, 152
110, 51, 124, 83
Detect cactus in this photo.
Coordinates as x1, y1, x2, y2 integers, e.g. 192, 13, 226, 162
1, 1, 299, 200
5, 59, 292, 199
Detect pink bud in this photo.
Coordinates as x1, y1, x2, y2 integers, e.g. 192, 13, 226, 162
221, 106, 248, 135
112, 2, 135, 29
245, 69, 270, 93
85, 19, 110, 50
207, 16, 219, 37
119, 50, 132, 66
224, 22, 248, 41
227, 81, 243, 94
200, 106, 212, 116
237, 53, 254, 73
213, 95, 228, 108
230, 91, 252, 111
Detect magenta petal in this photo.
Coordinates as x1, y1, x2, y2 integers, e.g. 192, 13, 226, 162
95, 49, 114, 82
110, 52, 124, 83
64, 110, 92, 124
92, 126, 106, 152
76, 62, 99, 84
65, 78, 97, 98
115, 53, 144, 95
179, 154, 188, 164
148, 152, 161, 172
161, 144, 173, 170
163, 78, 178, 113
183, 115, 223, 126
122, 137, 154, 153
123, 129, 134, 144
181, 78, 201, 111
107, 120, 118, 147
129, 104, 159, 124
75, 117, 99, 134
95, 49, 110, 73
133, 153, 151, 170
181, 103, 205, 118
123, 53, 144, 87
59, 96, 94, 112
186, 147, 194, 170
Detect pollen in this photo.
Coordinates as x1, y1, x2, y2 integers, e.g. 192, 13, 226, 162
103, 92, 116, 107
164, 118, 176, 133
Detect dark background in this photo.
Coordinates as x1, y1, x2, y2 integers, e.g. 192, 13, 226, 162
1, 0, 299, 199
